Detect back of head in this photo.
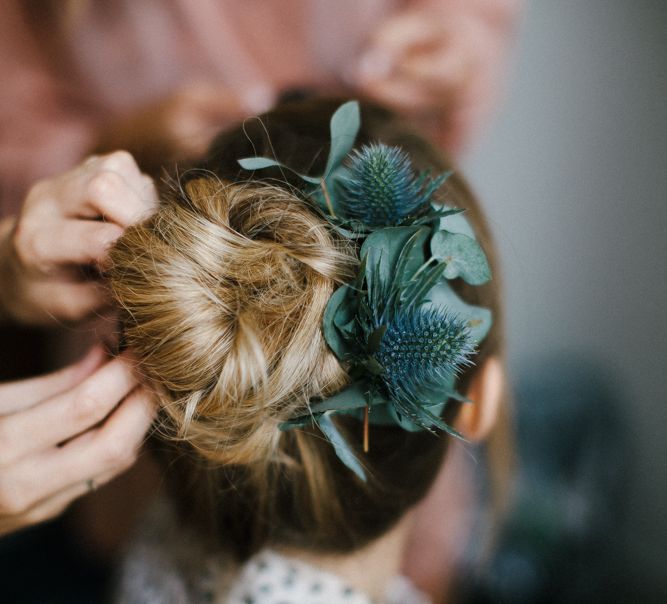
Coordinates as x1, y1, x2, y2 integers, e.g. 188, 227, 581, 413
108, 98, 504, 560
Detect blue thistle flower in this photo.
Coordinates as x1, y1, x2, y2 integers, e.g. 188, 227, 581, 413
375, 306, 475, 401
340, 143, 446, 227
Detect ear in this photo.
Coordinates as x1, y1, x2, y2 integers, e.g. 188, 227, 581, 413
454, 357, 504, 442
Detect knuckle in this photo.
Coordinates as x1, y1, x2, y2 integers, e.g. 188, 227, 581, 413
140, 175, 156, 194
86, 222, 121, 252
60, 305, 87, 324
101, 437, 134, 468
70, 389, 103, 425
87, 171, 122, 201
101, 150, 135, 172
24, 178, 52, 208
50, 291, 88, 323
13, 224, 42, 271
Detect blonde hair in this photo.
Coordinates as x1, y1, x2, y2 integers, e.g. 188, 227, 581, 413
110, 177, 354, 466
108, 98, 507, 559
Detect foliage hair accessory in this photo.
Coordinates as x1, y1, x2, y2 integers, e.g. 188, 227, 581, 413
238, 102, 492, 481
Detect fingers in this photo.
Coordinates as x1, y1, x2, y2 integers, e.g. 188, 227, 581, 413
0, 468, 118, 537
78, 154, 158, 227
400, 49, 470, 95
357, 13, 445, 83
354, 12, 472, 113
367, 12, 443, 57
0, 346, 106, 414
360, 77, 436, 113
16, 219, 124, 271
6, 150, 158, 324
0, 356, 139, 464
13, 278, 110, 325
161, 85, 254, 158
44, 220, 124, 267
15, 151, 157, 276
0, 386, 154, 519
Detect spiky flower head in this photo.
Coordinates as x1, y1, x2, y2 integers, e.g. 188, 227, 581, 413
375, 306, 475, 401
340, 143, 446, 227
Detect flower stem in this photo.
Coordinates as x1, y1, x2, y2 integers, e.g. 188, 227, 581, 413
320, 179, 335, 217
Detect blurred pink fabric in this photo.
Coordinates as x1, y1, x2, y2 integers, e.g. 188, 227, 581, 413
0, 0, 520, 216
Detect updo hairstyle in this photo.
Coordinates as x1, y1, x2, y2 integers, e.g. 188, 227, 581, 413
108, 99, 504, 560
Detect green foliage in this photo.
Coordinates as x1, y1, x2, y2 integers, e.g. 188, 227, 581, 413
324, 101, 361, 178
240, 101, 494, 479
317, 412, 367, 481
431, 231, 492, 285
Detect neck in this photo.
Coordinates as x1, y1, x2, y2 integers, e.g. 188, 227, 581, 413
279, 513, 414, 601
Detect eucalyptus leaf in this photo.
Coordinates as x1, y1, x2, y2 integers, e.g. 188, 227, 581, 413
280, 382, 379, 430
238, 157, 283, 171
413, 207, 464, 226
365, 402, 399, 425
431, 231, 491, 285
317, 412, 367, 481
336, 317, 357, 339
323, 285, 357, 360
423, 280, 492, 344
238, 157, 321, 185
437, 205, 475, 238
324, 101, 361, 177
309, 382, 372, 414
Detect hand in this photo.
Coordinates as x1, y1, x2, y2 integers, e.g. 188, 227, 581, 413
351, 11, 508, 152
96, 82, 274, 173
0, 151, 158, 325
0, 347, 155, 537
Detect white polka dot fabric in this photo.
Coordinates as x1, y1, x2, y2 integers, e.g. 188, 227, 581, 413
224, 549, 431, 604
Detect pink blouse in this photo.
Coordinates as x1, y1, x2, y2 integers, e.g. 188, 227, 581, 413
0, 0, 520, 216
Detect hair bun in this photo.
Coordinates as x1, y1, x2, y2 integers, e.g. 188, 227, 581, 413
109, 177, 353, 465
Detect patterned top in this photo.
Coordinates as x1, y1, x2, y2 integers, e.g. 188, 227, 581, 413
114, 500, 431, 604
225, 549, 430, 604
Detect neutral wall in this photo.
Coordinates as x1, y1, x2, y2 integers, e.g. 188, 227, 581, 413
464, 0, 667, 593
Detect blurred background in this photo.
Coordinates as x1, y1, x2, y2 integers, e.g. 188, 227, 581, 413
464, 0, 666, 601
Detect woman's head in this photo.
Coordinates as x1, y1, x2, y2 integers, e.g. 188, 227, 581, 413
108, 98, 505, 559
